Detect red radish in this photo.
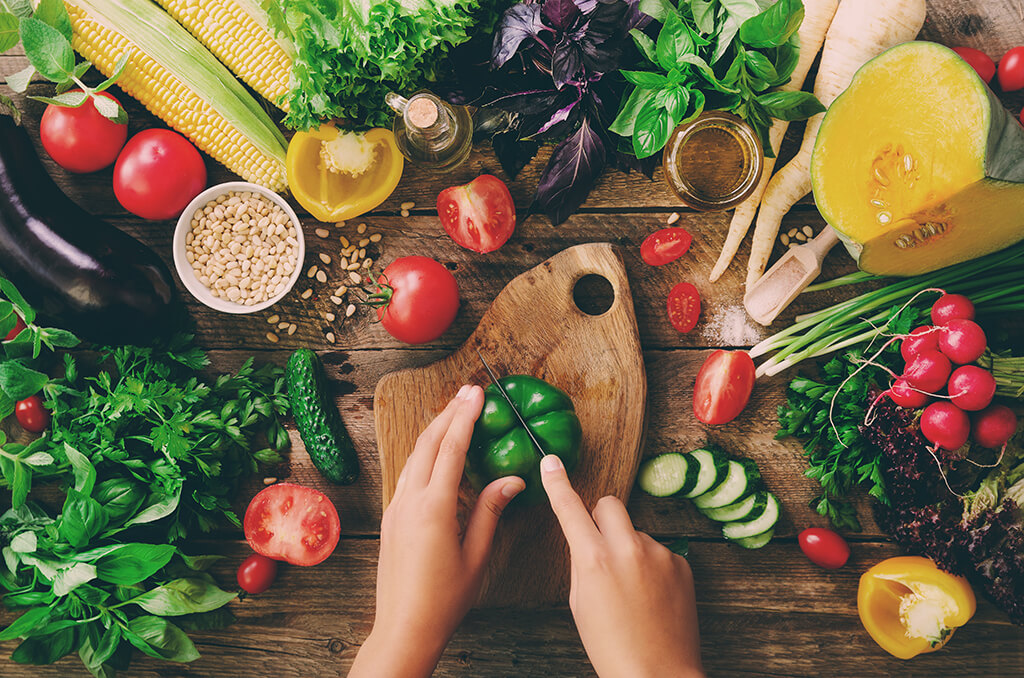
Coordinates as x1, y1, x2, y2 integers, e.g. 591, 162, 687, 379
903, 350, 952, 393
971, 405, 1018, 449
930, 293, 975, 326
888, 378, 930, 409
947, 366, 996, 411
900, 326, 939, 363
921, 402, 971, 451
938, 319, 987, 365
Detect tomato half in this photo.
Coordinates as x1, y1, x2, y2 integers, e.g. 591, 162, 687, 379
798, 528, 851, 569
951, 47, 995, 84
641, 227, 693, 266
243, 483, 340, 567
15, 395, 49, 434
40, 91, 128, 174
4, 315, 25, 342
373, 256, 459, 344
237, 553, 278, 594
693, 350, 755, 425
437, 174, 516, 253
998, 46, 1024, 92
667, 282, 701, 333
113, 129, 207, 221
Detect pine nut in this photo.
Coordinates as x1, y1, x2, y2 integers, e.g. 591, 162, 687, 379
330, 296, 343, 305
400, 201, 415, 210
316, 270, 327, 283
307, 265, 318, 278
325, 312, 335, 322
288, 324, 297, 335
345, 304, 356, 318
349, 272, 362, 284
400, 210, 410, 218
340, 236, 350, 248
267, 314, 280, 324
780, 234, 790, 246
335, 285, 348, 296
667, 212, 680, 225
802, 226, 814, 237
369, 233, 382, 243
319, 253, 332, 265
266, 332, 279, 343
357, 223, 367, 234
301, 288, 313, 299
315, 228, 329, 238
326, 332, 336, 344
278, 321, 290, 330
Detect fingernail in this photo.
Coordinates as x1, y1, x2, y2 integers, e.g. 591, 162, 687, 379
541, 454, 562, 473
502, 477, 526, 498
456, 385, 470, 400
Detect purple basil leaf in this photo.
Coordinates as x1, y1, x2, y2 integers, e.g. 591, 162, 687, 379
489, 89, 566, 116
492, 4, 546, 68
625, 0, 652, 31
535, 93, 582, 135
573, 0, 599, 14
535, 117, 607, 225
552, 40, 584, 88
492, 132, 541, 179
543, 0, 581, 30
585, 0, 628, 43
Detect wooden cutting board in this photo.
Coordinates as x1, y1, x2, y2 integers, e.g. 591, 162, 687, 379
374, 243, 647, 607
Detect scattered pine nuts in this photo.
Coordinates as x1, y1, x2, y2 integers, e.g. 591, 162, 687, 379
316, 270, 327, 283
400, 201, 415, 210
357, 223, 367, 234
802, 225, 814, 237
369, 233, 382, 243
287, 324, 297, 335
358, 238, 370, 248
787, 228, 798, 238
301, 288, 313, 300
307, 265, 318, 278
267, 314, 280, 324
340, 236, 350, 248
315, 228, 330, 238
362, 259, 373, 269
359, 248, 366, 259
335, 285, 348, 296
326, 332, 336, 344
667, 212, 680, 225
349, 272, 362, 284
335, 221, 346, 229
266, 332, 279, 343
400, 210, 410, 218
263, 477, 278, 485
780, 234, 790, 246
345, 304, 356, 318
278, 321, 289, 330
325, 312, 336, 322
330, 296, 343, 305
319, 253, 332, 265
795, 231, 808, 242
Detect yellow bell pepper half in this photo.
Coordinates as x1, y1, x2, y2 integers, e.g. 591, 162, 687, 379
286, 124, 403, 223
858, 556, 976, 660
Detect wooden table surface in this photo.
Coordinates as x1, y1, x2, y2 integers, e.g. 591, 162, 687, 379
4, 2, 1024, 676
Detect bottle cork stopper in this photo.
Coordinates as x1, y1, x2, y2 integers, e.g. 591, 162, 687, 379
407, 97, 439, 129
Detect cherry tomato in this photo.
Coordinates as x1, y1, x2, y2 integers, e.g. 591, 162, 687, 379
693, 350, 755, 425
243, 483, 340, 567
798, 527, 851, 569
237, 553, 278, 594
39, 91, 127, 173
998, 46, 1024, 92
437, 174, 516, 253
951, 47, 996, 84
667, 282, 701, 333
373, 256, 459, 344
15, 395, 49, 434
641, 227, 693, 266
113, 129, 207, 220
4, 315, 26, 342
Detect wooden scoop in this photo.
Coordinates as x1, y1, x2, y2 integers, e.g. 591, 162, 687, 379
744, 228, 840, 326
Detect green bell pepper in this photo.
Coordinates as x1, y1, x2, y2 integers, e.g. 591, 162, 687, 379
466, 375, 583, 505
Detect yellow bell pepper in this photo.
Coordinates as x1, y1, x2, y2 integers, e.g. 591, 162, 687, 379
858, 556, 976, 660
286, 124, 403, 223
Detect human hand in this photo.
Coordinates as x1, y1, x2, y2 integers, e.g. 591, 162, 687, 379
540, 454, 704, 678
349, 385, 525, 678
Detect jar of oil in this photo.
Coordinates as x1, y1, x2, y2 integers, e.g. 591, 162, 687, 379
662, 111, 764, 211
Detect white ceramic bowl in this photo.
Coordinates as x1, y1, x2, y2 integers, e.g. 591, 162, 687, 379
173, 181, 305, 314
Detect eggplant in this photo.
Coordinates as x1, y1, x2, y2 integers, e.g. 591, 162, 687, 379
0, 113, 180, 345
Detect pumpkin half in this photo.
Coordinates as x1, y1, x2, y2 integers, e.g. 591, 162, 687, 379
811, 41, 1024, 276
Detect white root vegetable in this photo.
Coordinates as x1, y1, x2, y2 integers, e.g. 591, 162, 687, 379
709, 0, 840, 283
744, 0, 927, 289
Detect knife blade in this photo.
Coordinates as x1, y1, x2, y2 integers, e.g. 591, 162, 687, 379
476, 349, 552, 457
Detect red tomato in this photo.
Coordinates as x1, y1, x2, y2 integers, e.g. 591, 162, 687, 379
951, 47, 996, 84
437, 174, 516, 253
243, 483, 340, 567
237, 553, 278, 594
39, 91, 127, 173
113, 129, 207, 220
798, 527, 851, 569
999, 46, 1024, 92
667, 282, 701, 333
373, 256, 459, 344
15, 395, 49, 434
4, 315, 26, 342
641, 227, 693, 266
693, 350, 755, 425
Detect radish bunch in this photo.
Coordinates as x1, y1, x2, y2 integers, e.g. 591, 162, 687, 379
887, 294, 1017, 451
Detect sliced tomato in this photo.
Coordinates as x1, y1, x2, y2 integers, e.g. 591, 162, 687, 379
641, 227, 693, 266
667, 282, 701, 333
693, 350, 756, 425
437, 174, 516, 253
243, 483, 340, 566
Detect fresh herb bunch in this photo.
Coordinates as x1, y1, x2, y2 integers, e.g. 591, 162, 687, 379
0, 0, 129, 121
614, 0, 823, 158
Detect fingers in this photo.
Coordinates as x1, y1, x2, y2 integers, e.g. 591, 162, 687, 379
462, 476, 525, 571
540, 454, 600, 552
400, 386, 469, 488
428, 385, 485, 495
591, 496, 635, 543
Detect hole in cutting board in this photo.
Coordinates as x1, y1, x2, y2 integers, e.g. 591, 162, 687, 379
572, 274, 615, 316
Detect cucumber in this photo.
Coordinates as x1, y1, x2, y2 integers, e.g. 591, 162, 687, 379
735, 528, 774, 549
722, 493, 780, 541
700, 490, 768, 523
692, 459, 760, 509
680, 447, 729, 498
286, 348, 359, 484
637, 453, 690, 497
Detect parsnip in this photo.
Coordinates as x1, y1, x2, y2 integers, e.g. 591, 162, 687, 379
710, 0, 840, 283
744, 0, 927, 289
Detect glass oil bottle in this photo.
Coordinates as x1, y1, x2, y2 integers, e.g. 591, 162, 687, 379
385, 91, 473, 172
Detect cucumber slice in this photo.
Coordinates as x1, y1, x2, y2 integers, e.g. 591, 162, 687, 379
735, 528, 774, 549
722, 493, 780, 541
700, 491, 768, 523
681, 448, 728, 498
637, 453, 690, 497
693, 459, 758, 509
676, 452, 702, 496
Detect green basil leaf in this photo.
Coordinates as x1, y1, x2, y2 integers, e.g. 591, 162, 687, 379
124, 486, 181, 526
95, 543, 175, 585
93, 477, 144, 525
740, 0, 803, 48
656, 11, 693, 71
18, 17, 73, 83
177, 552, 222, 572
744, 50, 778, 83
621, 69, 669, 88
125, 616, 200, 663
59, 490, 108, 548
757, 90, 825, 120
632, 97, 675, 159
628, 28, 656, 65
21, 451, 53, 467
90, 91, 126, 124
690, 0, 717, 33
9, 530, 36, 553
79, 622, 121, 674
0, 606, 50, 641
32, 0, 72, 40
2, 545, 19, 574
0, 12, 19, 53
0, 360, 47, 399
64, 443, 96, 494
0, 389, 13, 418
11, 627, 76, 664
28, 89, 88, 109
638, 0, 673, 22
771, 40, 800, 85
610, 86, 656, 137
73, 583, 112, 606
0, 278, 35, 323
134, 578, 237, 616
11, 461, 30, 509
7, 0, 33, 19
52, 561, 97, 596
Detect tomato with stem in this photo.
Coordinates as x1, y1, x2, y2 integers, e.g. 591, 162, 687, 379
437, 175, 516, 253
368, 256, 459, 344
40, 91, 128, 173
693, 350, 755, 425
243, 483, 340, 567
667, 282, 701, 333
641, 228, 693, 266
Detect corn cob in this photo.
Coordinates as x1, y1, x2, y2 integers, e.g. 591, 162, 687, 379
152, 0, 292, 111
65, 0, 288, 191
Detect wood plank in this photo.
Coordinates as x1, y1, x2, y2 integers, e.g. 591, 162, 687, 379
2, 540, 1020, 677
